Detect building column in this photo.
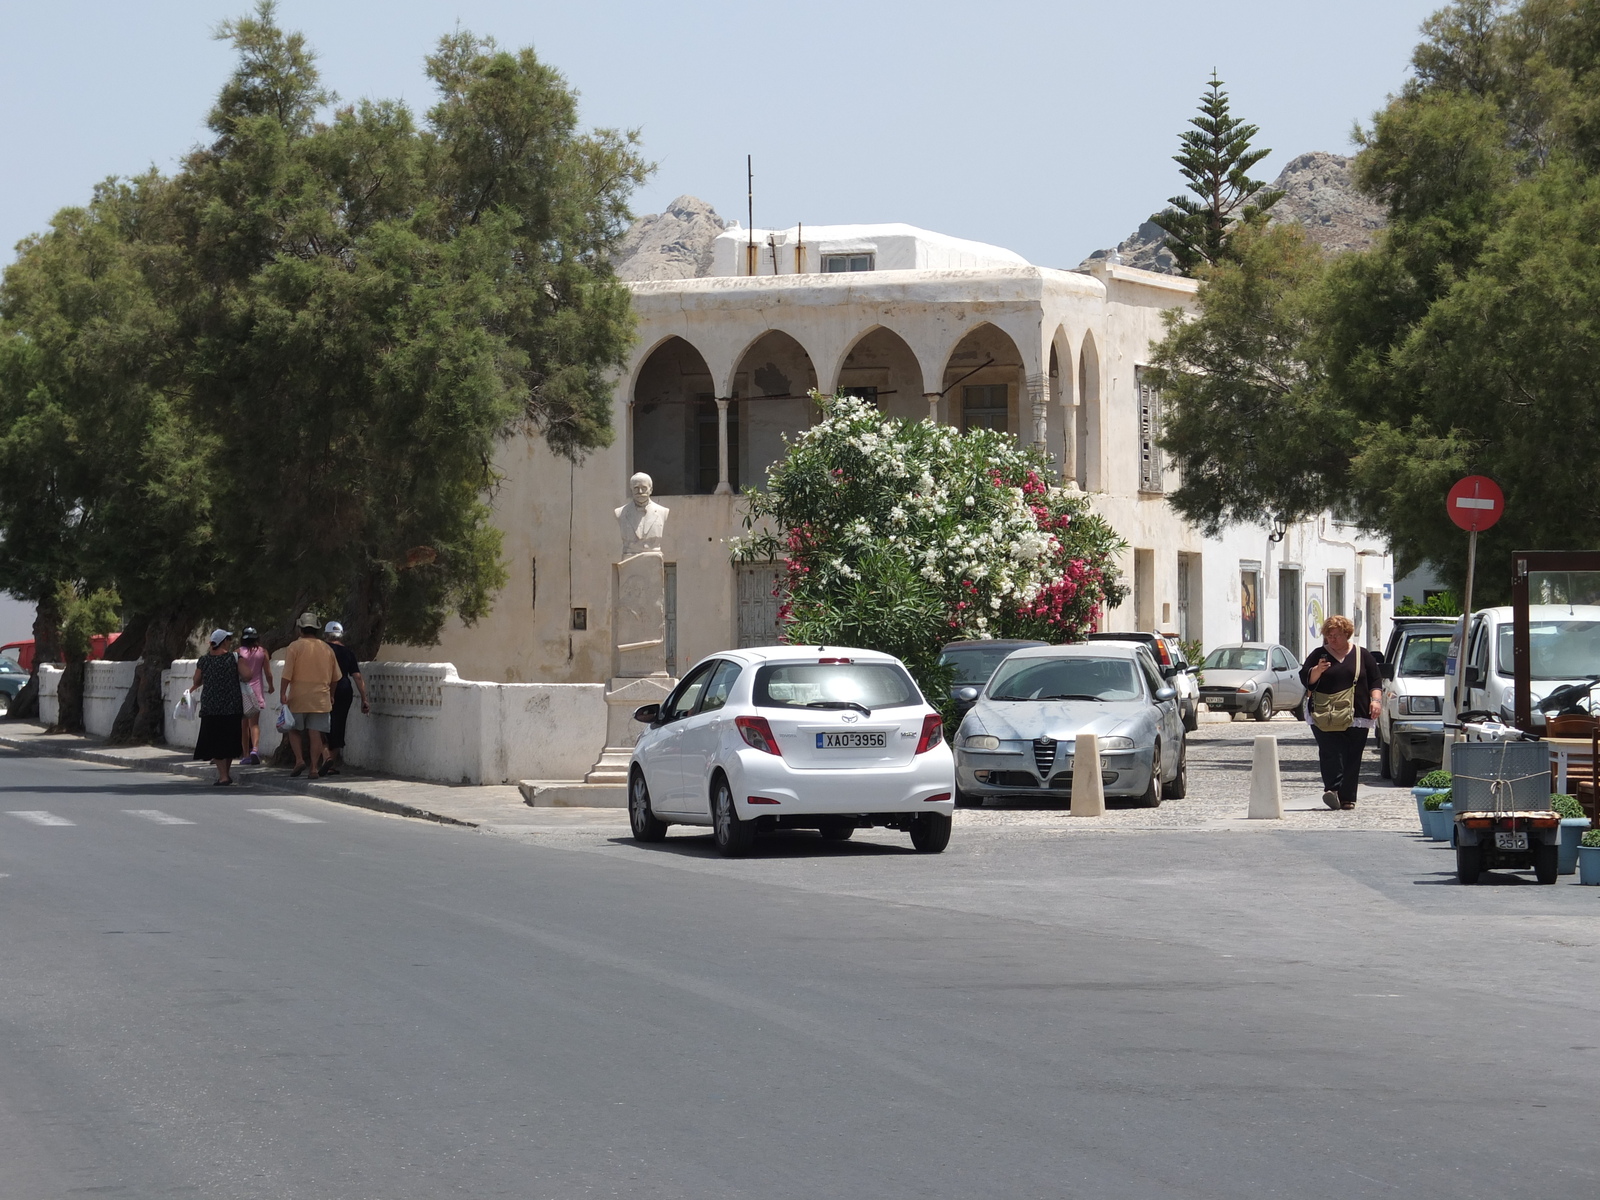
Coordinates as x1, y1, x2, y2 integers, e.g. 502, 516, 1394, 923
1026, 372, 1050, 452
714, 398, 733, 495
1061, 400, 1080, 488
924, 392, 941, 424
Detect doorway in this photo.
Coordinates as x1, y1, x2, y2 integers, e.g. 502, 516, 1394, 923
1279, 568, 1302, 656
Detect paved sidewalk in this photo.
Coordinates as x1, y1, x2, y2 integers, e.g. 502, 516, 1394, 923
0, 721, 630, 836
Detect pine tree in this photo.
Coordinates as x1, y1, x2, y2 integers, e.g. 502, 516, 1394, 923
1153, 74, 1284, 275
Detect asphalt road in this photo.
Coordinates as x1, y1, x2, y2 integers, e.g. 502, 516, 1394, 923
4, 748, 1599, 1200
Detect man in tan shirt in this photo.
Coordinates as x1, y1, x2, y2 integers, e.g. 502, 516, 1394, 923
279, 612, 342, 778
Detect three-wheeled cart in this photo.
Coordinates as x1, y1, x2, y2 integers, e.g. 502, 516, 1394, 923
1449, 734, 1559, 885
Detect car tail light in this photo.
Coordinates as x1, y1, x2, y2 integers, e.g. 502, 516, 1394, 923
1155, 640, 1172, 667
736, 715, 782, 756
915, 713, 944, 754
747, 796, 781, 805
925, 792, 951, 803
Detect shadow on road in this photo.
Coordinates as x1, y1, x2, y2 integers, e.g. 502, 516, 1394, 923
609, 829, 916, 859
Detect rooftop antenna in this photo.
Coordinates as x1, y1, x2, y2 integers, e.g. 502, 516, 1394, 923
746, 155, 757, 277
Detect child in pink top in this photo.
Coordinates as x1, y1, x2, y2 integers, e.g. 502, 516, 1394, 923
236, 627, 275, 765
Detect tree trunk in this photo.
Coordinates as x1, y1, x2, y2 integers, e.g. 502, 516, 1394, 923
107, 607, 198, 745
346, 569, 387, 662
105, 613, 150, 661
55, 657, 86, 732
12, 589, 63, 721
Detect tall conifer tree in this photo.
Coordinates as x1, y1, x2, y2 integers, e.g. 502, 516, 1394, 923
1153, 74, 1283, 275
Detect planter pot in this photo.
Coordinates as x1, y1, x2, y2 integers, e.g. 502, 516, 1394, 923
1559, 818, 1592, 876
1413, 786, 1450, 835
1427, 803, 1455, 843
1577, 844, 1600, 885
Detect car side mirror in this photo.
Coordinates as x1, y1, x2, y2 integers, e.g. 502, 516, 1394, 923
1161, 665, 1180, 679
1464, 666, 1483, 688
1155, 686, 1177, 702
1381, 662, 1395, 681
951, 685, 981, 712
633, 703, 661, 724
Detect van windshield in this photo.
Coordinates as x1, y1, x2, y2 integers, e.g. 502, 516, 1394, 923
1398, 634, 1451, 676
1498, 620, 1600, 680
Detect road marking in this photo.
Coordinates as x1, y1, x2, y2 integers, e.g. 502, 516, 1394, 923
7, 810, 74, 826
124, 809, 196, 825
248, 808, 324, 824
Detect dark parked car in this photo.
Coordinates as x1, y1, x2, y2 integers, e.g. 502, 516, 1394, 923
0, 657, 27, 717
939, 639, 1048, 717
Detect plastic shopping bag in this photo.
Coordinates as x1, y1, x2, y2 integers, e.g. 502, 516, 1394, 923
173, 689, 198, 722
275, 704, 295, 733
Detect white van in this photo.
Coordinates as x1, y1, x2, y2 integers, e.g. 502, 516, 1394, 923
1444, 605, 1600, 728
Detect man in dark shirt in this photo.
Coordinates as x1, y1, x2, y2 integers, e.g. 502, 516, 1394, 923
1299, 614, 1384, 810
322, 621, 369, 776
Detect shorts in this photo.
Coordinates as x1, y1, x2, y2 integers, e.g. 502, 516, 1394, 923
288, 711, 332, 733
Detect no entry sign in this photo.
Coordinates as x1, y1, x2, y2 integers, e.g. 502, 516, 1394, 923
1447, 475, 1504, 532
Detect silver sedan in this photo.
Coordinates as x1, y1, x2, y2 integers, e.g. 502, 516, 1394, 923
953, 644, 1187, 807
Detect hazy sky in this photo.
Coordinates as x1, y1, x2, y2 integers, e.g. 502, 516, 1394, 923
0, 0, 1443, 643
1, 0, 1443, 271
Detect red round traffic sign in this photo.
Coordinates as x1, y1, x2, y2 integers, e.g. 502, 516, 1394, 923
1447, 475, 1504, 531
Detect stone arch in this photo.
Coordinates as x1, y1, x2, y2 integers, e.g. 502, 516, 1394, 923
831, 325, 927, 422
1048, 324, 1075, 480
630, 336, 717, 496
1076, 330, 1103, 491
732, 330, 820, 492
939, 323, 1027, 434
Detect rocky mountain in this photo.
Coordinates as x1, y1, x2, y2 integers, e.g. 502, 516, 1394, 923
1079, 151, 1387, 274
611, 194, 728, 281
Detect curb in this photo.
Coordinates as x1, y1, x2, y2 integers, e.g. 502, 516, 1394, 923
0, 726, 476, 828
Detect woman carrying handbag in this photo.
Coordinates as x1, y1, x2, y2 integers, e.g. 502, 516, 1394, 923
1300, 614, 1383, 810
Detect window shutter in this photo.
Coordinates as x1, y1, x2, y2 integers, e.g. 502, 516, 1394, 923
1137, 367, 1163, 493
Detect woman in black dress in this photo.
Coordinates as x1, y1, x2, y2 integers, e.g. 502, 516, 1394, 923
192, 629, 244, 785
322, 621, 368, 775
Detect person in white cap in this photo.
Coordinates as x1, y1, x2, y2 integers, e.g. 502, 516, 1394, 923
278, 612, 342, 778
322, 621, 368, 775
190, 629, 243, 784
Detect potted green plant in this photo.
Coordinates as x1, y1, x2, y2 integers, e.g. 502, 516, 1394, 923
1423, 790, 1454, 842
1552, 793, 1590, 875
1413, 770, 1452, 836
1578, 828, 1600, 885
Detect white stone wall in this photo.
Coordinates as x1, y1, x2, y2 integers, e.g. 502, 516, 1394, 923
84, 661, 138, 738
37, 664, 60, 725
157, 658, 607, 784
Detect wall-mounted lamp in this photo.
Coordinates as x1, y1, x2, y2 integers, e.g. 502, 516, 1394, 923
1268, 516, 1288, 543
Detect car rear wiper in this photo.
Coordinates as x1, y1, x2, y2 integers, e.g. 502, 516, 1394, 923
805, 700, 873, 717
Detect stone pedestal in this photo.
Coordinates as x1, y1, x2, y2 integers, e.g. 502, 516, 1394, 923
585, 675, 675, 784
614, 551, 667, 678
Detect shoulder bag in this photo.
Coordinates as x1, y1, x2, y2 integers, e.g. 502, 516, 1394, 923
1311, 645, 1360, 732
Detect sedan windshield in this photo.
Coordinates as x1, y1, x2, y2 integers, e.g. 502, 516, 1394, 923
754, 662, 923, 710
1203, 647, 1268, 671
988, 657, 1142, 702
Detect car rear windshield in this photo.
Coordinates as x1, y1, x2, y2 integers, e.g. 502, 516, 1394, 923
754, 662, 923, 711
1203, 647, 1268, 671
938, 644, 1022, 686
1398, 633, 1451, 676
988, 656, 1142, 702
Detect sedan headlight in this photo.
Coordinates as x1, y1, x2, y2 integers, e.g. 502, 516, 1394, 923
1235, 680, 1257, 693
962, 734, 1001, 751
1098, 736, 1135, 750
1398, 695, 1442, 716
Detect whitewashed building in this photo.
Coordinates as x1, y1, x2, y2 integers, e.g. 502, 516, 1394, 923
383, 222, 1392, 684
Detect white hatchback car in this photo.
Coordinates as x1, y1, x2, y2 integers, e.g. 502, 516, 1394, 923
627, 646, 956, 856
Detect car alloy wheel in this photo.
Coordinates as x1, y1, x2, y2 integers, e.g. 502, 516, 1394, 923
712, 776, 755, 857
1253, 691, 1273, 722
628, 770, 668, 842
1139, 743, 1162, 807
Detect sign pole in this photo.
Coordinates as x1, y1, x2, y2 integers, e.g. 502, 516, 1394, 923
1444, 475, 1503, 741
1451, 528, 1477, 742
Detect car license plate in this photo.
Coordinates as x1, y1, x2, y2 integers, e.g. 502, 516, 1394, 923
817, 732, 887, 749
1494, 831, 1529, 851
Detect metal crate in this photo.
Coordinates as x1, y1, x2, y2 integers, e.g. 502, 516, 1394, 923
1448, 741, 1550, 812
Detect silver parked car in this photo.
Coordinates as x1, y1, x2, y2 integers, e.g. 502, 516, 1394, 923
1197, 643, 1307, 721
954, 644, 1186, 807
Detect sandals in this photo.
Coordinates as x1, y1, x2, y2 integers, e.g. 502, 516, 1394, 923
1340, 801, 1357, 810
290, 764, 305, 778
212, 778, 233, 787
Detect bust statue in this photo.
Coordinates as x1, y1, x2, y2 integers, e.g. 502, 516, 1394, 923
616, 472, 669, 557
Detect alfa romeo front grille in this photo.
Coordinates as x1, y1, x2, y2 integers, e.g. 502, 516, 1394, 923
1033, 738, 1056, 776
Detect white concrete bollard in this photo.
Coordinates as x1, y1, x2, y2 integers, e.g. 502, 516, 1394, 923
1071, 733, 1106, 817
1248, 734, 1284, 819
